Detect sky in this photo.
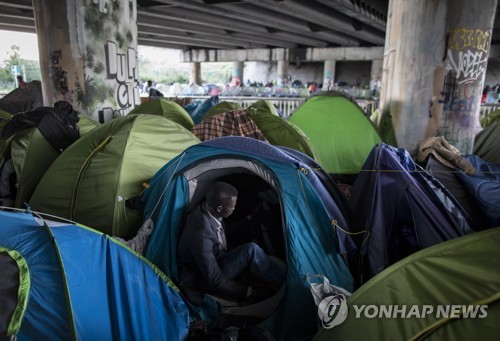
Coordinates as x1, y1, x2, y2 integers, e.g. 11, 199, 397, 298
0, 30, 40, 61
0, 29, 182, 63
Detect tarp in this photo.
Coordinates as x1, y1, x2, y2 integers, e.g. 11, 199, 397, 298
289, 91, 382, 178
314, 227, 500, 341
128, 98, 194, 130
0, 81, 43, 115
142, 136, 354, 340
349, 143, 473, 284
192, 109, 268, 142
186, 96, 220, 124
0, 209, 189, 340
29, 114, 200, 239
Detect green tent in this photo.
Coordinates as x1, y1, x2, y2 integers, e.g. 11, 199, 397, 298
289, 91, 382, 178
247, 100, 319, 160
78, 115, 100, 136
314, 228, 500, 341
128, 98, 194, 130
202, 101, 242, 120
474, 122, 500, 164
0, 109, 13, 156
480, 109, 500, 128
29, 114, 200, 239
11, 128, 60, 208
9, 116, 100, 208
247, 99, 280, 117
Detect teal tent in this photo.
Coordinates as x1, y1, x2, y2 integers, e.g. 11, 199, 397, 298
142, 136, 354, 340
29, 114, 200, 239
289, 91, 382, 181
314, 228, 500, 341
0, 209, 189, 340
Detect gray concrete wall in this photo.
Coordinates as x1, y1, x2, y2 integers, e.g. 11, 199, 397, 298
244, 60, 358, 86
484, 60, 500, 86
335, 61, 372, 87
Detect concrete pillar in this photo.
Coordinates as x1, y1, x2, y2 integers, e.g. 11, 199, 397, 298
369, 59, 383, 97
33, 0, 139, 121
322, 60, 336, 91
232, 61, 243, 86
190, 62, 201, 85
437, 0, 498, 154
379, 0, 448, 155
277, 60, 289, 87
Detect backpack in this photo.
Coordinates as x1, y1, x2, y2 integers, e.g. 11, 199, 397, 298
1, 101, 80, 153
149, 88, 164, 98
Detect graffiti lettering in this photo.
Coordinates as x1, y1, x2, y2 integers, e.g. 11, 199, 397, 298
93, 0, 108, 14
448, 28, 490, 53
105, 41, 139, 110
444, 95, 478, 115
447, 49, 487, 84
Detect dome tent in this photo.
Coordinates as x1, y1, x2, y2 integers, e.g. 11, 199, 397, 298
314, 227, 500, 341
29, 114, 200, 239
202, 101, 242, 121
247, 100, 319, 161
0, 209, 189, 340
142, 136, 354, 340
289, 91, 382, 183
128, 98, 195, 130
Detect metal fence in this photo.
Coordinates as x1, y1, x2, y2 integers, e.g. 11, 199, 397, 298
173, 95, 379, 118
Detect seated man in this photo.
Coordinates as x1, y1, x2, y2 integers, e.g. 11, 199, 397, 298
177, 181, 285, 306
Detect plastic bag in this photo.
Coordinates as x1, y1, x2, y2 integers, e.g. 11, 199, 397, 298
306, 274, 351, 329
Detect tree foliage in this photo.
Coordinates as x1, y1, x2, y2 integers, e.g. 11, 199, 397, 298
0, 45, 41, 91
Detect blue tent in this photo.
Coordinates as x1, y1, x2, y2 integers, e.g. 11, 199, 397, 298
349, 144, 473, 285
456, 154, 500, 228
185, 96, 220, 124
0, 210, 189, 340
142, 136, 354, 340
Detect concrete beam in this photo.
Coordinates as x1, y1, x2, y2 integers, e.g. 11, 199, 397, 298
181, 46, 382, 62
182, 48, 289, 63
308, 46, 384, 61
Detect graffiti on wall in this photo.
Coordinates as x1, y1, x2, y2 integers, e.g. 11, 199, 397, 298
80, 0, 138, 120
447, 28, 490, 85
447, 49, 487, 85
437, 70, 477, 152
49, 49, 71, 101
105, 41, 139, 111
438, 28, 490, 154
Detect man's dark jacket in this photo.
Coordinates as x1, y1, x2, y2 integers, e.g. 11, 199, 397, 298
177, 202, 248, 305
